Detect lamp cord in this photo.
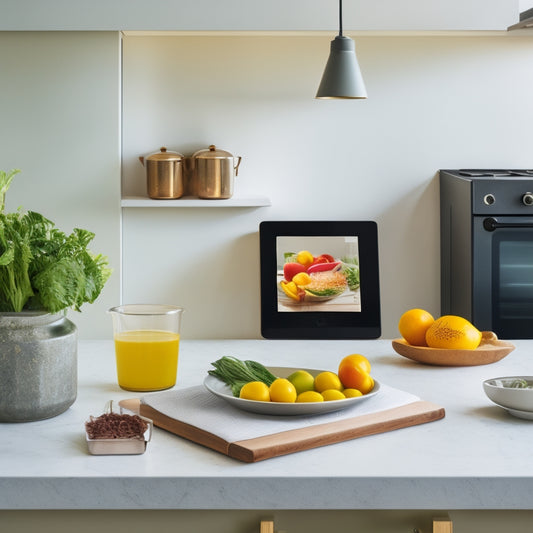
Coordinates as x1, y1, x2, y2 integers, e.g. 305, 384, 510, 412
339, 0, 343, 36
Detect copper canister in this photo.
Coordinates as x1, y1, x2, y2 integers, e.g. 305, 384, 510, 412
193, 145, 242, 199
139, 147, 184, 199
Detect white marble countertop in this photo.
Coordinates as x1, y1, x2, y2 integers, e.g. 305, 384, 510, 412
1, 338, 533, 510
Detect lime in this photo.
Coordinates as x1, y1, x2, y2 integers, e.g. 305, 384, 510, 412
287, 370, 315, 395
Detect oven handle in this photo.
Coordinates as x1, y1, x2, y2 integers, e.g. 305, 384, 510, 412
483, 216, 533, 232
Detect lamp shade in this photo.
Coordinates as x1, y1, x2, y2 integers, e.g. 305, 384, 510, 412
316, 35, 367, 99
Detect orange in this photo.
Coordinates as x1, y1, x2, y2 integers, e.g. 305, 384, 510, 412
425, 315, 482, 350
337, 367, 374, 394
398, 308, 435, 346
338, 354, 371, 374
338, 354, 372, 390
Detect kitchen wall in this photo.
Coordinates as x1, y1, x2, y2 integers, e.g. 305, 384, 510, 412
0, 32, 121, 340
1, 30, 532, 340
122, 33, 533, 339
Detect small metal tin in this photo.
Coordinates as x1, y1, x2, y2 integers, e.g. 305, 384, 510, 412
86, 401, 152, 455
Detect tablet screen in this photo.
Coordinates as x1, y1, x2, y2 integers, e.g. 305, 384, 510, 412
260, 221, 381, 339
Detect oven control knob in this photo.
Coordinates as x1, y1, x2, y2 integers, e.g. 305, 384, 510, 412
483, 194, 495, 206
523, 192, 533, 206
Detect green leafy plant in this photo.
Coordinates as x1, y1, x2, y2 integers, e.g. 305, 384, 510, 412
208, 356, 277, 396
0, 169, 111, 313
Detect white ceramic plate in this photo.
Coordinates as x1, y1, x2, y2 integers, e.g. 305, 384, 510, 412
484, 398, 533, 420
483, 376, 533, 412
505, 408, 533, 421
203, 366, 380, 416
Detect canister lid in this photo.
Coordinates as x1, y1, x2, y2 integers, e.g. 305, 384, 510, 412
146, 147, 183, 162
193, 145, 234, 159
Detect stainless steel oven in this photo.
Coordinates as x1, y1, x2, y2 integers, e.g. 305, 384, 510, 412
440, 169, 533, 339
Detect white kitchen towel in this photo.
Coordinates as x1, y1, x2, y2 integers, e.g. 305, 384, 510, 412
141, 383, 420, 443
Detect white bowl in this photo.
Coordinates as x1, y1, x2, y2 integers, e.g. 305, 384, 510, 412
483, 376, 533, 413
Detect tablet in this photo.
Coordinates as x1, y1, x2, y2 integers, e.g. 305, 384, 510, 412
259, 221, 381, 339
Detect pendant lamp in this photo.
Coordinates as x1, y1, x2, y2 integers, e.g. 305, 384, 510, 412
316, 0, 367, 99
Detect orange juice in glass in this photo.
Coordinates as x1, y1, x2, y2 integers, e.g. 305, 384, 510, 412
108, 305, 184, 392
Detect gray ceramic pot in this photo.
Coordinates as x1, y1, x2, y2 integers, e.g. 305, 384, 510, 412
0, 311, 78, 422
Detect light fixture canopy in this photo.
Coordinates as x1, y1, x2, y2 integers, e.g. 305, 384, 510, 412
316, 0, 367, 99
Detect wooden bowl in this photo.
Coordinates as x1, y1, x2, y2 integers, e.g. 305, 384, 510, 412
391, 331, 515, 366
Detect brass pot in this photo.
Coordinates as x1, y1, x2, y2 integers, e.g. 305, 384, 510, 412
193, 145, 242, 199
139, 147, 184, 199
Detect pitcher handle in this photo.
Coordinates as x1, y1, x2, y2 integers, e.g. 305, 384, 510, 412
234, 156, 242, 176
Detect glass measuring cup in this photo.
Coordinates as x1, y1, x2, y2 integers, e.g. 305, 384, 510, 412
108, 304, 184, 392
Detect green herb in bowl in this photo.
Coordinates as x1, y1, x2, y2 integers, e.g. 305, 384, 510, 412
208, 356, 277, 397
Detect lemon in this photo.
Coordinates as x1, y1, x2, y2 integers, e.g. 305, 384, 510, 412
343, 388, 363, 398
314, 371, 343, 393
296, 250, 314, 267
239, 381, 270, 402
321, 389, 346, 401
425, 315, 482, 350
287, 370, 315, 395
269, 378, 297, 403
296, 391, 324, 403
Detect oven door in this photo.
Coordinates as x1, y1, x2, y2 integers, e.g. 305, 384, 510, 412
474, 216, 533, 339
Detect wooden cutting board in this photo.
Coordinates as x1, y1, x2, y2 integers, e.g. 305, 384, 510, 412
121, 398, 444, 463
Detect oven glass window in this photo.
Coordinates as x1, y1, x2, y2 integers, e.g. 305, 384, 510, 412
496, 237, 533, 320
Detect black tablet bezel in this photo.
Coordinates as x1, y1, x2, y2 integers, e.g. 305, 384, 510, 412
259, 221, 381, 339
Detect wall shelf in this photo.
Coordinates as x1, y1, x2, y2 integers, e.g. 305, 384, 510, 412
121, 195, 271, 208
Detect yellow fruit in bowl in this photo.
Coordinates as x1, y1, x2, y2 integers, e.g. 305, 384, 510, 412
269, 378, 297, 403
343, 388, 363, 398
425, 315, 482, 350
321, 389, 346, 401
314, 371, 343, 393
296, 391, 324, 403
239, 381, 270, 402
398, 308, 435, 346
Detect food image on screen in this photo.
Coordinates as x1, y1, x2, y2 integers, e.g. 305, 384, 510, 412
276, 236, 361, 312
